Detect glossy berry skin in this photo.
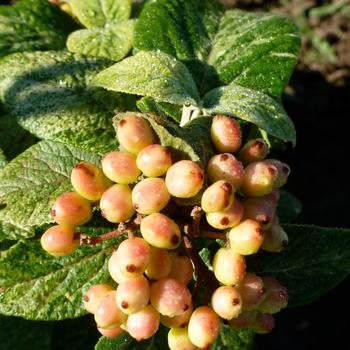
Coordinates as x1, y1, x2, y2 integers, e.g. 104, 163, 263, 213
228, 219, 265, 256
127, 305, 160, 341
211, 286, 242, 320
265, 159, 291, 188
108, 261, 129, 284
150, 278, 192, 317
237, 273, 266, 311
201, 180, 235, 213
101, 151, 141, 184
207, 153, 245, 190
262, 216, 289, 252
188, 306, 220, 348
259, 276, 288, 314
206, 197, 244, 230
100, 184, 134, 223
211, 115, 242, 153
145, 247, 172, 280
94, 291, 126, 329
116, 276, 150, 315
241, 161, 278, 197
97, 326, 124, 338
117, 114, 154, 154
136, 144, 172, 177
41, 225, 79, 256
71, 162, 112, 201
140, 213, 181, 249
132, 178, 171, 214
109, 237, 151, 278
213, 248, 246, 286
51, 192, 92, 227
229, 310, 257, 329
252, 313, 275, 334
165, 160, 204, 198
83, 284, 114, 314
168, 327, 197, 350
161, 302, 193, 328
239, 138, 269, 164
168, 252, 194, 285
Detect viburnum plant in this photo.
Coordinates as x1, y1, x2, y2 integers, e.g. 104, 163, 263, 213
0, 0, 349, 349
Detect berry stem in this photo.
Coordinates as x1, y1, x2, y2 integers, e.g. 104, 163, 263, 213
202, 230, 227, 242
78, 229, 126, 246
190, 205, 203, 238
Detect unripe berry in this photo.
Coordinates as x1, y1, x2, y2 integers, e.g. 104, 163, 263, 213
116, 276, 150, 315
207, 153, 245, 190
252, 313, 275, 334
201, 180, 235, 213
206, 197, 244, 230
262, 216, 289, 252
132, 178, 170, 214
94, 291, 126, 329
71, 162, 112, 201
40, 225, 79, 256
145, 247, 172, 280
117, 115, 154, 154
97, 326, 124, 338
109, 237, 151, 278
168, 327, 197, 350
228, 219, 264, 255
211, 115, 242, 153
136, 144, 172, 177
259, 276, 288, 314
237, 273, 266, 311
101, 151, 141, 184
161, 302, 193, 328
213, 248, 246, 286
241, 161, 278, 197
188, 306, 220, 348
51, 192, 92, 227
168, 252, 194, 285
100, 184, 134, 223
211, 286, 242, 320
165, 160, 204, 198
127, 305, 160, 340
265, 159, 291, 188
83, 284, 114, 314
150, 278, 192, 317
140, 213, 181, 249
239, 138, 269, 164
229, 310, 257, 329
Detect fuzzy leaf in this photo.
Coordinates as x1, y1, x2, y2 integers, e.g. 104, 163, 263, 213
93, 51, 200, 105
249, 224, 350, 307
212, 325, 254, 350
202, 84, 296, 145
67, 0, 132, 28
67, 20, 134, 61
0, 0, 78, 58
0, 232, 121, 320
277, 190, 302, 223
0, 141, 101, 231
0, 149, 6, 170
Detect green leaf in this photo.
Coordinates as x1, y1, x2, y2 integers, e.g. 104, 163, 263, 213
135, 1, 300, 98
212, 325, 254, 350
67, 0, 132, 28
113, 112, 214, 166
93, 51, 200, 105
0, 231, 121, 320
0, 50, 115, 140
67, 20, 134, 61
277, 190, 302, 223
202, 84, 296, 145
249, 224, 350, 307
0, 149, 6, 170
0, 140, 101, 231
0, 222, 35, 242
0, 0, 78, 58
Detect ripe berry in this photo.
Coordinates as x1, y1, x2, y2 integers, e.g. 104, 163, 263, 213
83, 284, 114, 314
213, 247, 246, 286
207, 153, 245, 190
228, 219, 264, 255
140, 213, 181, 249
51, 192, 92, 227
211, 115, 242, 153
165, 160, 204, 198
40, 225, 79, 256
161, 302, 193, 328
239, 138, 269, 164
100, 184, 134, 223
188, 306, 220, 348
237, 273, 266, 311
201, 180, 235, 213
168, 327, 197, 350
252, 313, 275, 334
101, 151, 141, 184
229, 310, 257, 329
259, 276, 288, 314
117, 114, 154, 154
136, 144, 172, 177
262, 216, 289, 252
145, 247, 172, 280
108, 261, 128, 284
71, 162, 112, 201
97, 326, 124, 338
265, 159, 291, 188
211, 285, 242, 320
168, 252, 194, 285
132, 178, 171, 214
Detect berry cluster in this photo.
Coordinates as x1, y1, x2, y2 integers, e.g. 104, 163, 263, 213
41, 114, 290, 349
